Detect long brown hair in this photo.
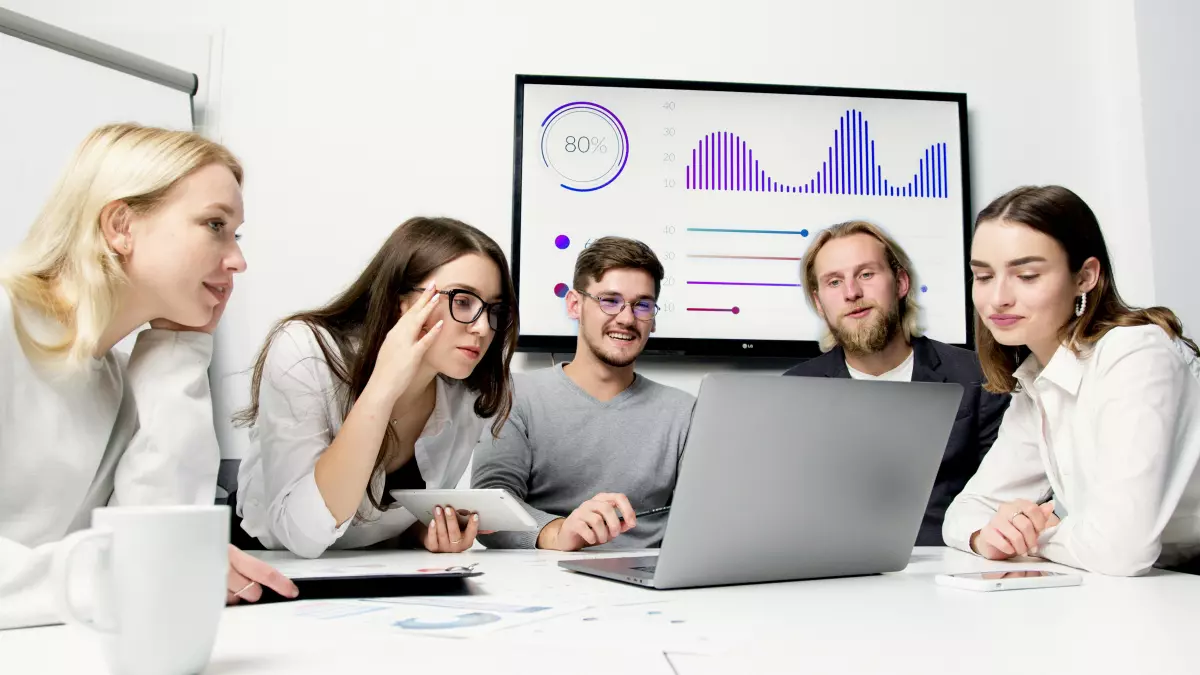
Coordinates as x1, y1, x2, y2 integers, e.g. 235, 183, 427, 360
235, 217, 518, 511
973, 185, 1198, 393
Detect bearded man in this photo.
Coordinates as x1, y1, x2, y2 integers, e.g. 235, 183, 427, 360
785, 220, 1010, 545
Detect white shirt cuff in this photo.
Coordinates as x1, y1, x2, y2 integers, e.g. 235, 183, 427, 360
943, 509, 993, 555
133, 328, 214, 364
278, 471, 351, 558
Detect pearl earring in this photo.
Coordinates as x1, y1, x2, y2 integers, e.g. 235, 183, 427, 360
1075, 292, 1087, 317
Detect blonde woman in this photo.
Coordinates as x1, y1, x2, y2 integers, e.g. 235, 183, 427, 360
0, 124, 295, 630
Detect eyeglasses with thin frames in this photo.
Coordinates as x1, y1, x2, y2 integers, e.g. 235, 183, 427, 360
576, 290, 659, 321
412, 287, 512, 331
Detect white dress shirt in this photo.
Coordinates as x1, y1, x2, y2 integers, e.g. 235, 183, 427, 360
0, 290, 220, 629
944, 325, 1200, 576
235, 321, 488, 559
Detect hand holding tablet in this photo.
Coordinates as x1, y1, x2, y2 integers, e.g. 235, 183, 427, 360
389, 488, 540, 532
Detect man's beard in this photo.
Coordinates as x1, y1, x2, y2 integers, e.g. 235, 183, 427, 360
828, 300, 902, 356
583, 320, 643, 367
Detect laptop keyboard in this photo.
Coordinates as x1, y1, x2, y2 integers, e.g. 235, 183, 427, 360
630, 565, 657, 573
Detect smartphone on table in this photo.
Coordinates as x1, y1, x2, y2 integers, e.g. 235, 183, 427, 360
935, 570, 1082, 592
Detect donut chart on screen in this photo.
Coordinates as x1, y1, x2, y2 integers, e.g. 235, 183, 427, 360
540, 101, 630, 192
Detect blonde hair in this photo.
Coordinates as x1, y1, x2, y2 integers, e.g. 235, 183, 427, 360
0, 123, 242, 369
801, 220, 924, 352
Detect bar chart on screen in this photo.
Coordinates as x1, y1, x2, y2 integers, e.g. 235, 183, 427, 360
685, 110, 951, 199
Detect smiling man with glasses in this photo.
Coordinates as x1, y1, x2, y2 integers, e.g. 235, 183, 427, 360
472, 236, 695, 551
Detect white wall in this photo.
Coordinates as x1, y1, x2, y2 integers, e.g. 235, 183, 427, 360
2, 0, 1159, 459
0, 0, 223, 132
1135, 0, 1200, 333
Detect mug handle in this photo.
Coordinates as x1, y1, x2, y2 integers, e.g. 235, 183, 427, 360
51, 528, 115, 632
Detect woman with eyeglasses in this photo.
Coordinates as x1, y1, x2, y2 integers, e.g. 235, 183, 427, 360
232, 217, 517, 557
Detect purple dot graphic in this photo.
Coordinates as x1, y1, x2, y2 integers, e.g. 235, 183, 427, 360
554, 283, 569, 298
555, 235, 570, 250
921, 285, 928, 293
731, 306, 741, 315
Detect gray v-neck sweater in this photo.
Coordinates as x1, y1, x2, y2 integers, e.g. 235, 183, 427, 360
472, 364, 695, 549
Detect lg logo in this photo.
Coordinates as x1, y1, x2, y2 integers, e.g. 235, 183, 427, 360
741, 343, 754, 349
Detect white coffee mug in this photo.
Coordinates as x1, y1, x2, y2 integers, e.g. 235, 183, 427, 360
51, 505, 229, 675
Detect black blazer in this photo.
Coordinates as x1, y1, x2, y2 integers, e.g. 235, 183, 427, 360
783, 336, 1010, 546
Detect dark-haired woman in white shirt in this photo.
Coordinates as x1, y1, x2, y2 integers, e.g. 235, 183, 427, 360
944, 185, 1200, 576
233, 217, 517, 558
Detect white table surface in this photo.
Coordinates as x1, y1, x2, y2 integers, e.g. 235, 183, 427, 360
3, 547, 1197, 674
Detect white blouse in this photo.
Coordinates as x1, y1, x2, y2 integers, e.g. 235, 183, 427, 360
235, 322, 488, 559
0, 290, 219, 629
944, 325, 1200, 575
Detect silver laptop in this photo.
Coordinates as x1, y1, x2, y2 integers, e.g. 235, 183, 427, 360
559, 372, 963, 589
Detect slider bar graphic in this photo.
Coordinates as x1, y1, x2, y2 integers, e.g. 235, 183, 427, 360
686, 281, 801, 287
688, 254, 802, 261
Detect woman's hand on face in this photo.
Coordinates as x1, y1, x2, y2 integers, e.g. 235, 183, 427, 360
368, 284, 444, 401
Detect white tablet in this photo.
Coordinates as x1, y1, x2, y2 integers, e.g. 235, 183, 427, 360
388, 488, 540, 532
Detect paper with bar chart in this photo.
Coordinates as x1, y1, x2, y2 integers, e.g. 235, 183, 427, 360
517, 80, 968, 345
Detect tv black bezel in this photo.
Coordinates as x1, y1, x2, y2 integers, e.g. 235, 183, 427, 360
511, 73, 973, 358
